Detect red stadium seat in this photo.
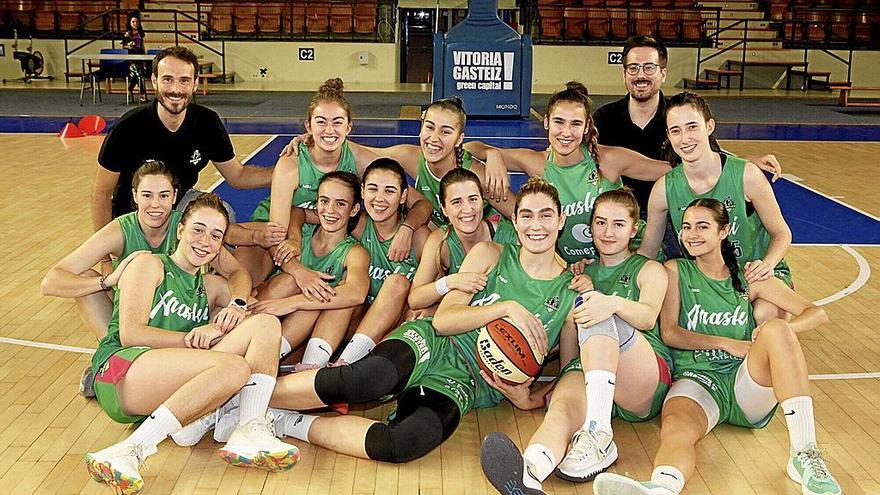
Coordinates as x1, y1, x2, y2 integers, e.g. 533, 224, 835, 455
258, 5, 282, 34
587, 10, 610, 39
210, 5, 233, 34
634, 11, 656, 36
829, 12, 851, 42
330, 4, 353, 34
658, 12, 679, 40
610, 10, 629, 39
354, 2, 377, 34
35, 1, 56, 32
681, 11, 704, 41
234, 5, 257, 35
564, 7, 587, 39
284, 4, 305, 34
539, 6, 564, 38
307, 3, 330, 34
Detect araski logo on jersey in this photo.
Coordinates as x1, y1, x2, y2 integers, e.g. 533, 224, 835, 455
451, 51, 515, 92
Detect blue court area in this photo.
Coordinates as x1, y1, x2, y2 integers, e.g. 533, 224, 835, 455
216, 132, 880, 246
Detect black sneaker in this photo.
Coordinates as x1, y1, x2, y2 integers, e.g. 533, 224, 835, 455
480, 432, 545, 495
79, 365, 96, 398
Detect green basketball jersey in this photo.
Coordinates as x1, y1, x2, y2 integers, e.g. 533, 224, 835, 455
360, 216, 419, 303
93, 254, 211, 370
672, 258, 754, 374
542, 146, 623, 264
665, 155, 790, 277
584, 254, 671, 367
414, 151, 498, 226
442, 218, 520, 275
113, 210, 182, 269
299, 223, 359, 288
450, 243, 577, 409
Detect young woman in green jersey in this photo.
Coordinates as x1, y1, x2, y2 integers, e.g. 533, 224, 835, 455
283, 96, 513, 227
41, 160, 251, 397
639, 91, 792, 323
594, 198, 839, 495
214, 178, 578, 465
230, 79, 430, 285
479, 189, 671, 492
465, 81, 671, 265
251, 171, 371, 370
407, 168, 518, 319
83, 193, 299, 495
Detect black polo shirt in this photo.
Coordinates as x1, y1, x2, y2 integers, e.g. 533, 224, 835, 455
98, 100, 235, 218
593, 92, 668, 211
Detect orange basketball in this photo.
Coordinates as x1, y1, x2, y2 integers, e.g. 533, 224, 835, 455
476, 317, 542, 385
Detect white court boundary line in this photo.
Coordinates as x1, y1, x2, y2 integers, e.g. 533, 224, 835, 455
813, 246, 871, 306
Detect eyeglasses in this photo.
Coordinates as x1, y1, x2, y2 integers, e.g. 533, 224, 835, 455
624, 63, 664, 76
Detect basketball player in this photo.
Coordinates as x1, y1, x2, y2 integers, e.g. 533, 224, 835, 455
92, 46, 270, 230
638, 92, 792, 322
212, 178, 578, 465
82, 194, 299, 495
593, 198, 840, 495
42, 160, 252, 398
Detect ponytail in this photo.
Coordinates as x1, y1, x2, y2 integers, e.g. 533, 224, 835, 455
720, 238, 745, 294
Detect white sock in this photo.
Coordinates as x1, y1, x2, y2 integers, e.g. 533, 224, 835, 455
522, 443, 556, 488
583, 369, 616, 433
338, 334, 376, 364
238, 374, 276, 425
301, 337, 333, 367
126, 404, 182, 455
278, 412, 317, 442
279, 336, 292, 359
651, 465, 685, 493
781, 396, 816, 452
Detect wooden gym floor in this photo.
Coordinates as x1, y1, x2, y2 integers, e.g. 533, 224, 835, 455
0, 134, 878, 495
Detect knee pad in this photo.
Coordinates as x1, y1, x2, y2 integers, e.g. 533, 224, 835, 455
313, 340, 415, 404
578, 314, 637, 353
364, 388, 460, 463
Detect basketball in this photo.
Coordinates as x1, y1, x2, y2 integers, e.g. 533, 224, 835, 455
476, 317, 542, 385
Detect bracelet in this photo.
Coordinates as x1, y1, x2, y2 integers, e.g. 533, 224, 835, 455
435, 276, 450, 296
399, 223, 415, 233
99, 276, 110, 292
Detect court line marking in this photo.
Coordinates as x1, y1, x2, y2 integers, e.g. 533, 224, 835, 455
206, 134, 278, 192
814, 246, 871, 306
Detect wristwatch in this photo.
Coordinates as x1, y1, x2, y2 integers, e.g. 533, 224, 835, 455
229, 298, 247, 311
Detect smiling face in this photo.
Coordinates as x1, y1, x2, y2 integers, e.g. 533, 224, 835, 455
441, 179, 484, 235
513, 192, 565, 255
591, 201, 639, 257
316, 178, 359, 233
175, 207, 226, 268
363, 168, 406, 223
133, 174, 177, 230
680, 205, 729, 257
420, 107, 464, 165
306, 101, 352, 154
153, 56, 196, 116
129, 16, 140, 30
623, 46, 667, 103
666, 103, 715, 164
545, 100, 587, 158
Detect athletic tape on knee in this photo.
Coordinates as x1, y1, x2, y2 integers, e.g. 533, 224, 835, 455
578, 314, 637, 353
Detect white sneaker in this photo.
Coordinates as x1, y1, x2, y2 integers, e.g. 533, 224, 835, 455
170, 395, 239, 447
592, 473, 676, 495
787, 444, 842, 495
555, 428, 618, 482
219, 416, 300, 472
84, 442, 153, 495
213, 406, 292, 442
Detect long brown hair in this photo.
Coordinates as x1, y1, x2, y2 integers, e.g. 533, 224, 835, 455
684, 198, 744, 294
436, 168, 485, 271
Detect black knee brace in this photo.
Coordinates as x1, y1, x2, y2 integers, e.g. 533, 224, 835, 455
364, 387, 461, 463
313, 339, 415, 404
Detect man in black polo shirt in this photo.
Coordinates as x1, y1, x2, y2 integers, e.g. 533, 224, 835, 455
91, 46, 273, 231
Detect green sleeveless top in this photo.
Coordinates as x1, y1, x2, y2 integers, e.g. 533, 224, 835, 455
665, 155, 790, 276
113, 210, 182, 269
451, 244, 577, 409
583, 254, 671, 367
360, 216, 419, 303
672, 258, 754, 374
93, 254, 211, 369
414, 151, 498, 226
299, 223, 360, 288
250, 141, 357, 221
542, 146, 623, 264
442, 218, 519, 275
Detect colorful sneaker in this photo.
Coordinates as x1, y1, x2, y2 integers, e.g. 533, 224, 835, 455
480, 432, 545, 495
787, 444, 842, 495
219, 416, 301, 472
84, 442, 152, 495
170, 395, 239, 447
214, 406, 294, 442
79, 365, 96, 398
555, 428, 618, 482
592, 473, 675, 495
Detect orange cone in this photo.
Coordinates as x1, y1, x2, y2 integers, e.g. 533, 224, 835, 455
58, 122, 84, 138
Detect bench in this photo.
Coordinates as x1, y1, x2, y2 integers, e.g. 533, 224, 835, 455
828, 85, 880, 108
